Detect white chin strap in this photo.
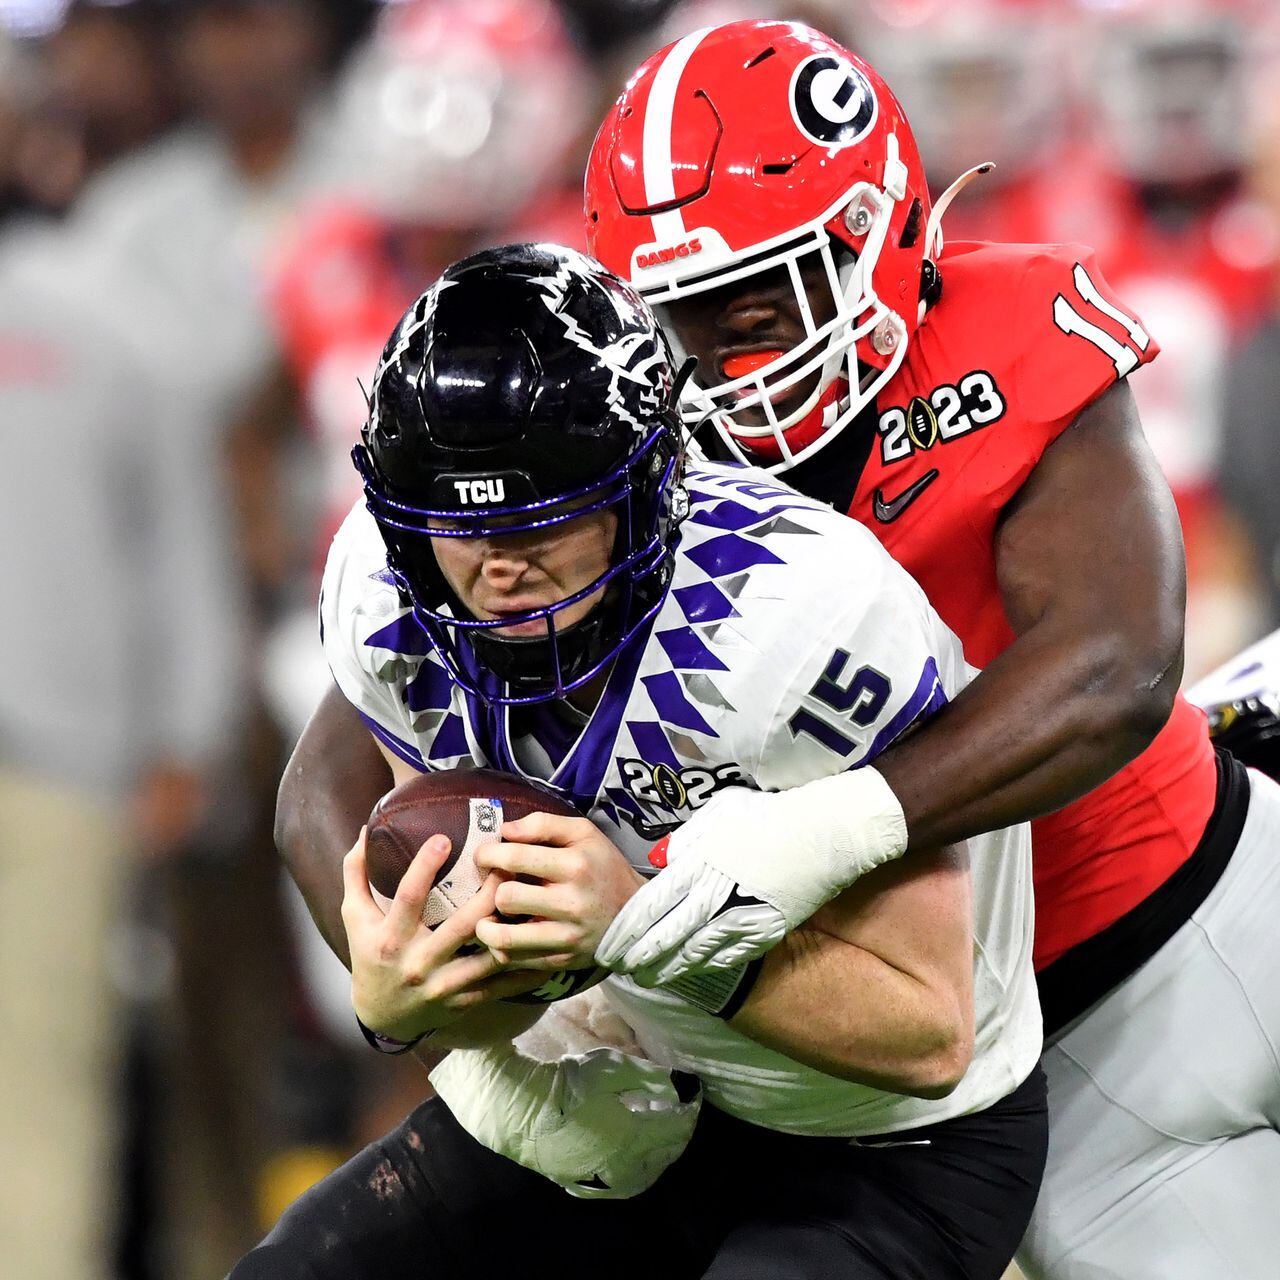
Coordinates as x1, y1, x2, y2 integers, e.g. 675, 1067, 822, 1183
924, 164, 995, 264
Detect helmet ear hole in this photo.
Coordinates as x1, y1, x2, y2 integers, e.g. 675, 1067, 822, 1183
900, 197, 923, 250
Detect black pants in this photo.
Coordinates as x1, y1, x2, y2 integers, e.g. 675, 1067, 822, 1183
231, 1066, 1047, 1280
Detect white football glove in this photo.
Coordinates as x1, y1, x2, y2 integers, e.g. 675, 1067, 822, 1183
430, 1043, 701, 1200
595, 769, 907, 984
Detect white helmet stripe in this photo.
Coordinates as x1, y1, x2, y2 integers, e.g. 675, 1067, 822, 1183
642, 26, 713, 243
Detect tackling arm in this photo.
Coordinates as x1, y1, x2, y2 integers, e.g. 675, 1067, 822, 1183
275, 682, 392, 968
597, 380, 1185, 983
877, 378, 1185, 850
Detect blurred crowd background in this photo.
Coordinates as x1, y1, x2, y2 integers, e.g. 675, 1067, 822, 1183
3, 0, 1280, 1277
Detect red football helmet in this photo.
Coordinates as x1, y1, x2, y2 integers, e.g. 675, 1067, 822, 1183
585, 20, 938, 469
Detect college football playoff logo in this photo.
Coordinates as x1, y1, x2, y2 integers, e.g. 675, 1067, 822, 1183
790, 55, 877, 149
617, 759, 749, 839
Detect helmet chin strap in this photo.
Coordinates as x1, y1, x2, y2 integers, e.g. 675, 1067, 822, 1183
924, 162, 996, 264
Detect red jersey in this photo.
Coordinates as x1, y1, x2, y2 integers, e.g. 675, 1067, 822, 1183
944, 150, 1277, 495
846, 240, 1218, 969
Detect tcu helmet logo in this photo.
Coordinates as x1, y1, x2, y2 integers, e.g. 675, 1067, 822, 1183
790, 55, 877, 149
453, 478, 506, 505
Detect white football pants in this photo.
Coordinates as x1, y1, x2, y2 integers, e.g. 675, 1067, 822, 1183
1018, 768, 1280, 1279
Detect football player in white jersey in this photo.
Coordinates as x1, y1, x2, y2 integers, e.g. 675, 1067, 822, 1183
232, 245, 1045, 1280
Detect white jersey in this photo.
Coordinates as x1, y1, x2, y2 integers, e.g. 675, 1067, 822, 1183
1187, 627, 1280, 710
322, 462, 1041, 1137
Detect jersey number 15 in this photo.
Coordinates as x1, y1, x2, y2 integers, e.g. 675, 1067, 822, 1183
788, 649, 891, 758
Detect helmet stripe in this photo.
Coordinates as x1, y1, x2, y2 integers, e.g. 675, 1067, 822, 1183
642, 26, 713, 243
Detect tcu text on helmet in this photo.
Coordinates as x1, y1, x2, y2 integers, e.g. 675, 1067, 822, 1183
453, 478, 507, 505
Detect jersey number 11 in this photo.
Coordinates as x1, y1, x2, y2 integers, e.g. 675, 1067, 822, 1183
1052, 263, 1151, 377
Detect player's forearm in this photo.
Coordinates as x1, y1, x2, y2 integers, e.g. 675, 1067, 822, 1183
275, 685, 392, 967
876, 620, 1178, 852
728, 928, 972, 1098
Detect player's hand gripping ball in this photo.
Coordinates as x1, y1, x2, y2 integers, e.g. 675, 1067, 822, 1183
365, 769, 608, 1003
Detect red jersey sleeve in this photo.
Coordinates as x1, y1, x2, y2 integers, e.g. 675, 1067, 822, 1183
971, 243, 1160, 511
1012, 244, 1159, 444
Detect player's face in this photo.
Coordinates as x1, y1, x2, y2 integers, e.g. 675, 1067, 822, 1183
432, 507, 618, 638
658, 255, 839, 428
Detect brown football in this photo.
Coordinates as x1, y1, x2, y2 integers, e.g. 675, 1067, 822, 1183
365, 767, 607, 1003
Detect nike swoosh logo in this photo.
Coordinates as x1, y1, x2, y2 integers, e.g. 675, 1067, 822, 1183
873, 469, 939, 523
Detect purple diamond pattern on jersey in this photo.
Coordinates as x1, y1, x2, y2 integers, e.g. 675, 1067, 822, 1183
405, 650, 455, 713
686, 496, 816, 532
685, 532, 785, 579
364, 612, 435, 656
656, 626, 730, 672
672, 581, 739, 625
641, 672, 716, 736
427, 713, 470, 762
626, 720, 683, 769
591, 472, 826, 833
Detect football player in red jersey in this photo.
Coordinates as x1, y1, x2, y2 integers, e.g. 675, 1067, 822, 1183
577, 19, 1280, 1280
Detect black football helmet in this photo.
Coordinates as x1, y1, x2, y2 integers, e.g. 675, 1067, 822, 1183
353, 243, 689, 704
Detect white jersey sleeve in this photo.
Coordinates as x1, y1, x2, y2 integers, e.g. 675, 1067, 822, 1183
319, 502, 428, 767
601, 511, 1040, 1137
